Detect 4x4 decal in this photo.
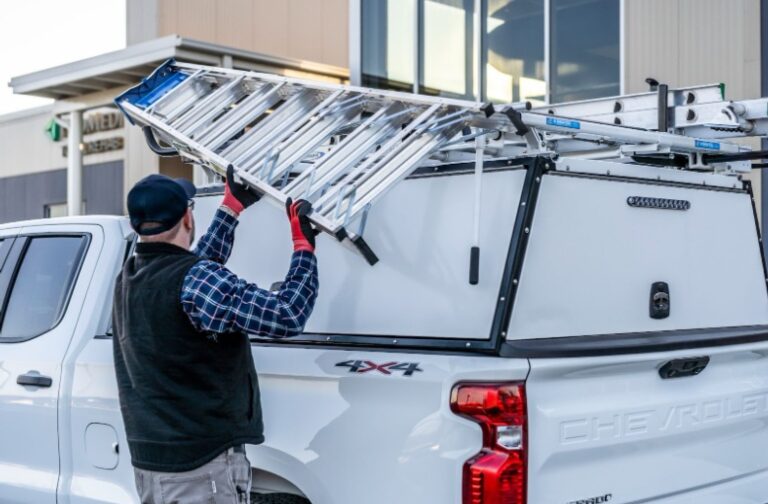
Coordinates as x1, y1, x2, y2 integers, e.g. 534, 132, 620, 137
336, 360, 423, 376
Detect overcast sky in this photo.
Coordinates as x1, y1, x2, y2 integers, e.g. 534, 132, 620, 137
0, 0, 126, 114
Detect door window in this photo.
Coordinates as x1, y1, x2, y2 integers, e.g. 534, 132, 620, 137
0, 236, 88, 341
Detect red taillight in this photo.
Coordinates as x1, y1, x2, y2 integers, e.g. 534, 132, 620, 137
451, 383, 527, 504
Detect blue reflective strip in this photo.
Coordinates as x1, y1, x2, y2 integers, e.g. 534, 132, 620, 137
114, 59, 184, 124
546, 117, 581, 129
695, 140, 721, 151
134, 72, 187, 108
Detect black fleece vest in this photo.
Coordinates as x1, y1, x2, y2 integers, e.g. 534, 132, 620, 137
112, 242, 264, 472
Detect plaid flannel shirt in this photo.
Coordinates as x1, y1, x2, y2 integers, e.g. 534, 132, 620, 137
180, 207, 318, 338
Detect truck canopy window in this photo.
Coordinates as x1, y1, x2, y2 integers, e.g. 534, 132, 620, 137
0, 236, 88, 341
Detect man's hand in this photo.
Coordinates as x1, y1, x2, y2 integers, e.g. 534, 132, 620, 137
222, 165, 260, 215
286, 198, 317, 253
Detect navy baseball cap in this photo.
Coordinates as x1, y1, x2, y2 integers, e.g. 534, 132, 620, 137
127, 174, 197, 235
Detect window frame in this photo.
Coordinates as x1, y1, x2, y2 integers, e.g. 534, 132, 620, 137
0, 238, 13, 273
0, 237, 22, 332
101, 233, 137, 339
0, 232, 91, 344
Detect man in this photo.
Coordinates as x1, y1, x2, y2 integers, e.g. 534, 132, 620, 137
113, 166, 318, 504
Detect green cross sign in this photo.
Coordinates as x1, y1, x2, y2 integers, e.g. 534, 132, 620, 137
44, 119, 62, 142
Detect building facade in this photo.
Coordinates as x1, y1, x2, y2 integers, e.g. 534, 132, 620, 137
1, 0, 765, 226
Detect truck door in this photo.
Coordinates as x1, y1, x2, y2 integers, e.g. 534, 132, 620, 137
0, 229, 95, 503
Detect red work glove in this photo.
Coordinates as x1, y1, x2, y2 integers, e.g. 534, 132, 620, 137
222, 165, 260, 215
285, 198, 316, 253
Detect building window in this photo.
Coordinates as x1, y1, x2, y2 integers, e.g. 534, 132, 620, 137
485, 0, 545, 104
361, 0, 416, 92
550, 0, 620, 103
359, 0, 620, 104
420, 0, 476, 99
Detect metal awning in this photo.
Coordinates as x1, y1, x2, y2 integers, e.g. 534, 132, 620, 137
9, 35, 349, 100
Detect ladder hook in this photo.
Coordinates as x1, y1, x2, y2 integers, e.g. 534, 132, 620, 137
142, 126, 179, 157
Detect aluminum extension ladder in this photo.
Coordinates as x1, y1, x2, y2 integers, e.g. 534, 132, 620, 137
116, 60, 768, 264
116, 60, 504, 263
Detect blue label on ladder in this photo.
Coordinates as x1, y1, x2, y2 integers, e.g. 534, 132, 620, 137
114, 59, 187, 124
134, 72, 188, 108
695, 140, 721, 151
546, 117, 581, 129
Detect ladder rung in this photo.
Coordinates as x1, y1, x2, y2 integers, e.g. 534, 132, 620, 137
166, 75, 238, 131
283, 106, 402, 201
313, 104, 441, 214
237, 91, 338, 172
176, 76, 247, 137
198, 82, 285, 150
221, 89, 318, 163
266, 96, 364, 183
146, 69, 206, 118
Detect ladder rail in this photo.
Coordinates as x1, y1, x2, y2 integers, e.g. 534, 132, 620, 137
537, 83, 725, 117
174, 61, 496, 115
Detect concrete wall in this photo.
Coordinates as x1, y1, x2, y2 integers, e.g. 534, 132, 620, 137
0, 161, 124, 224
127, 0, 349, 67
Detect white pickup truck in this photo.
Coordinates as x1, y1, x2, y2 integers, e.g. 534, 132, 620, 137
1, 154, 768, 504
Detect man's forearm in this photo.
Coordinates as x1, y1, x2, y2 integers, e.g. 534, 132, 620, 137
192, 206, 239, 263
180, 251, 318, 337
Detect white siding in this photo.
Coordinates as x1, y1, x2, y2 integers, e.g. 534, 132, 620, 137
0, 107, 63, 178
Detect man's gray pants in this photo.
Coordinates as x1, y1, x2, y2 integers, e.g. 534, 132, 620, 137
134, 446, 252, 504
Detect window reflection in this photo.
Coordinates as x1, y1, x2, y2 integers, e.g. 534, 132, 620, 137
362, 0, 416, 91
360, 0, 620, 104
486, 0, 545, 105
550, 0, 620, 102
420, 0, 475, 99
